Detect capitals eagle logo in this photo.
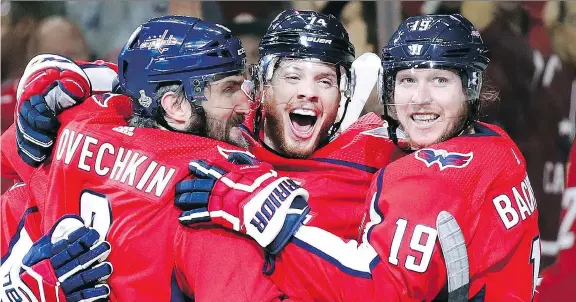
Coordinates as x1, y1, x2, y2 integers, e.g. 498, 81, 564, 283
415, 148, 473, 171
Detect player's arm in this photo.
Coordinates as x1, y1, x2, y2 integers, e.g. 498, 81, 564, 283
12, 54, 117, 167
175, 157, 469, 301
1, 189, 113, 302
269, 170, 468, 301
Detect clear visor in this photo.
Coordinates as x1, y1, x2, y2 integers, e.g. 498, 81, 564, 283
262, 57, 348, 92
379, 67, 471, 109
378, 67, 471, 147
190, 71, 254, 111
246, 56, 350, 119
252, 56, 350, 120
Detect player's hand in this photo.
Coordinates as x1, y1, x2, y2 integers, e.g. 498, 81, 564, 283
15, 54, 91, 167
17, 54, 91, 114
175, 152, 310, 254
16, 95, 61, 167
2, 215, 113, 302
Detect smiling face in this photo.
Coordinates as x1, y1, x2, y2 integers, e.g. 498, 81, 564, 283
262, 59, 341, 158
393, 68, 469, 148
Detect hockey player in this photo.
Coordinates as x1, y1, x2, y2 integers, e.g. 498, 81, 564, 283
178, 14, 541, 301
1, 16, 288, 301
225, 9, 403, 239
1, 58, 119, 302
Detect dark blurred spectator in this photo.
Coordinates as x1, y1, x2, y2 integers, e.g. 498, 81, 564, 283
65, 1, 224, 63
401, 1, 425, 18
65, 1, 169, 61
1, 1, 64, 81
30, 16, 90, 61
338, 1, 383, 117
401, 1, 460, 19
529, 0, 576, 270
524, 1, 553, 56
1, 1, 63, 193
218, 1, 288, 22
218, 1, 291, 66
462, 1, 534, 139
224, 13, 268, 65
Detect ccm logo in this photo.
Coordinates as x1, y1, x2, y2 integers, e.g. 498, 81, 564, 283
250, 178, 300, 232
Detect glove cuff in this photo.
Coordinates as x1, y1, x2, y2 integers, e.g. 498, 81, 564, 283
265, 196, 310, 255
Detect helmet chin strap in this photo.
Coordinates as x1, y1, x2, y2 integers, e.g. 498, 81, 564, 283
327, 62, 350, 141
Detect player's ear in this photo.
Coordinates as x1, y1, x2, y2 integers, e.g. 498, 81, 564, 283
160, 91, 191, 124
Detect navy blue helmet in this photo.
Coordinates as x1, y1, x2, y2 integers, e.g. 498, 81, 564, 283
252, 9, 356, 139
118, 16, 246, 118
259, 9, 355, 71
380, 14, 491, 144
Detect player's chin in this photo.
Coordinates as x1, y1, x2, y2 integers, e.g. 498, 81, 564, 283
407, 128, 445, 148
227, 126, 249, 149
281, 134, 317, 158
282, 121, 324, 158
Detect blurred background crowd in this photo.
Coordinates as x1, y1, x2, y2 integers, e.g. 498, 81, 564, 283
1, 0, 574, 274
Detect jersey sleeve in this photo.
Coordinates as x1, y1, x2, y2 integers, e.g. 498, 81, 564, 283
173, 225, 285, 301
1, 184, 42, 272
270, 170, 466, 301
1, 125, 34, 184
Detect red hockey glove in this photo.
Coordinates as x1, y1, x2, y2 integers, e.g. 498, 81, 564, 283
176, 152, 310, 254
17, 54, 92, 115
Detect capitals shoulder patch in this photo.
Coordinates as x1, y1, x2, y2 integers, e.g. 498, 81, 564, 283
415, 148, 473, 171
91, 93, 116, 108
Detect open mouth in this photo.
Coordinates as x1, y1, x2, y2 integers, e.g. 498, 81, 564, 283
289, 108, 318, 138
410, 113, 439, 126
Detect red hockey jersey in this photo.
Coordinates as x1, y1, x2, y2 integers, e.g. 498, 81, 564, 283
1, 183, 42, 273
1, 78, 19, 194
270, 123, 541, 301
1, 92, 402, 300
244, 113, 405, 239
0, 93, 286, 301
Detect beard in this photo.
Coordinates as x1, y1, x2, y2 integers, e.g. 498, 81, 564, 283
401, 101, 471, 149
182, 110, 248, 149
262, 97, 334, 159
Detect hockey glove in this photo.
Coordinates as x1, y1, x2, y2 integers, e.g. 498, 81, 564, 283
2, 215, 113, 302
175, 152, 310, 254
15, 54, 91, 167
16, 95, 61, 167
